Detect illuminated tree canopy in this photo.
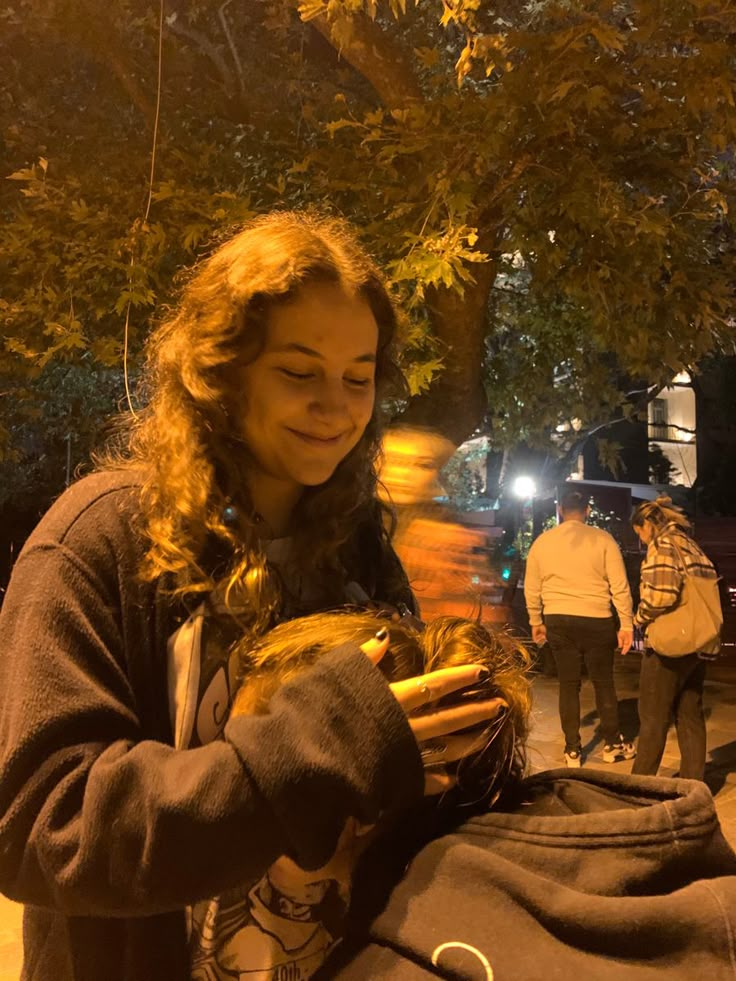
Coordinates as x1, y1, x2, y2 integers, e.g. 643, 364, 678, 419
1, 0, 735, 502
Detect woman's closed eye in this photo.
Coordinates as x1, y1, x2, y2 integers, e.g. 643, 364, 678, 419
279, 367, 314, 381
279, 367, 373, 388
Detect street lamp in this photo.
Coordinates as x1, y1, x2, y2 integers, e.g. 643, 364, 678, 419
512, 475, 536, 500
511, 475, 536, 559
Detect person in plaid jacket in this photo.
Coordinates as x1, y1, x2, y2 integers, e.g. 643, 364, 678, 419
631, 496, 719, 780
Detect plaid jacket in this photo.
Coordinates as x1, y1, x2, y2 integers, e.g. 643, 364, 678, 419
634, 523, 717, 628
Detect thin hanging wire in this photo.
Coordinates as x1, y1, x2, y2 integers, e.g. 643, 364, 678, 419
123, 0, 165, 418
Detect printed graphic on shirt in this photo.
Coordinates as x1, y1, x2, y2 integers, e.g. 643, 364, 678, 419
432, 941, 494, 980
189, 854, 350, 981
167, 602, 242, 750
165, 558, 373, 981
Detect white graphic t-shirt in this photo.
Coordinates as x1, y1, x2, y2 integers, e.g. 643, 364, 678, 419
166, 541, 372, 980
188, 853, 352, 981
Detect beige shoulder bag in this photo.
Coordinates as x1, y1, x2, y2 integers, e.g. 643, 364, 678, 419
646, 538, 723, 658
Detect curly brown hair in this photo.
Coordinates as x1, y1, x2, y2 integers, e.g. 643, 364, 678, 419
231, 611, 533, 808
100, 211, 407, 622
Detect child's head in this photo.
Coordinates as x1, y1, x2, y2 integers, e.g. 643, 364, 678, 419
231, 612, 532, 808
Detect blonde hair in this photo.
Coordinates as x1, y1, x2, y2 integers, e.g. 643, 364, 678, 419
631, 495, 691, 536
231, 612, 532, 807
98, 211, 407, 626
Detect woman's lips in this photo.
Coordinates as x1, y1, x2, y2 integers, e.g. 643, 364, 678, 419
287, 428, 344, 446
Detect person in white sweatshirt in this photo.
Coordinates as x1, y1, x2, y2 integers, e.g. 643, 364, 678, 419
524, 489, 635, 767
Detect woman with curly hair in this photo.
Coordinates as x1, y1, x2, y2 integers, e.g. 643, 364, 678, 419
188, 611, 531, 981
630, 495, 721, 780
0, 212, 504, 981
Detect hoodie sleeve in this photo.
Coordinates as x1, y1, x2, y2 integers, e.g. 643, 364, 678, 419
0, 541, 423, 917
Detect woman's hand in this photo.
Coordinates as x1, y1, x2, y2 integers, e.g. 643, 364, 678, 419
361, 631, 507, 796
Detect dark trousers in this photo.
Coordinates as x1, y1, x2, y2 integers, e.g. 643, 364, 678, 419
632, 650, 706, 781
545, 615, 620, 750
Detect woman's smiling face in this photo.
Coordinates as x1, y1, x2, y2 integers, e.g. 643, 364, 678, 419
239, 281, 379, 508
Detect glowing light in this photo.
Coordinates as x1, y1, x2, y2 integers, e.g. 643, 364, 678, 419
512, 476, 536, 499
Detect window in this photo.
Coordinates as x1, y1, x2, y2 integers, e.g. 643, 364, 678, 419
650, 398, 668, 439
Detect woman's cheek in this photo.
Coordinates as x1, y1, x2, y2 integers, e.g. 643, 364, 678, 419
356, 387, 376, 421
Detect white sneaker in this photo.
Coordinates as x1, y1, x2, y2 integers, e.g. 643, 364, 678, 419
602, 737, 636, 763
564, 749, 583, 768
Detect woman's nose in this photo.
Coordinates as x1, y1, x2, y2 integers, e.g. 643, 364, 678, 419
310, 378, 348, 417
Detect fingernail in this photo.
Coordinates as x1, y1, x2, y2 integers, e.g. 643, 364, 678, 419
477, 667, 490, 681
420, 741, 448, 760
374, 627, 389, 641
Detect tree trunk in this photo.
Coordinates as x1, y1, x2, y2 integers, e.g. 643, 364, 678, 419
299, 4, 499, 444
402, 258, 498, 444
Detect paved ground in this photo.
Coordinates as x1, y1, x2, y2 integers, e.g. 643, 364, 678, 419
0, 653, 734, 979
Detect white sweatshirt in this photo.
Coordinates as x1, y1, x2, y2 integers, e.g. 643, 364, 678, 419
524, 520, 633, 628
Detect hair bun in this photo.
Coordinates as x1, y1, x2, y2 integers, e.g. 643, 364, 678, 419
655, 495, 673, 506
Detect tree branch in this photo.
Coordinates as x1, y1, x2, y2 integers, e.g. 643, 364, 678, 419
656, 423, 697, 436
218, 0, 246, 95
307, 8, 424, 109
71, 9, 156, 122
165, 15, 237, 99
402, 256, 499, 444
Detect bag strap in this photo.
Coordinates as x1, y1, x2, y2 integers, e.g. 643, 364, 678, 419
663, 533, 722, 603
661, 532, 691, 579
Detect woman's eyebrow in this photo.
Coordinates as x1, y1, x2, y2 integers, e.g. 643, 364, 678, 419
272, 342, 376, 363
